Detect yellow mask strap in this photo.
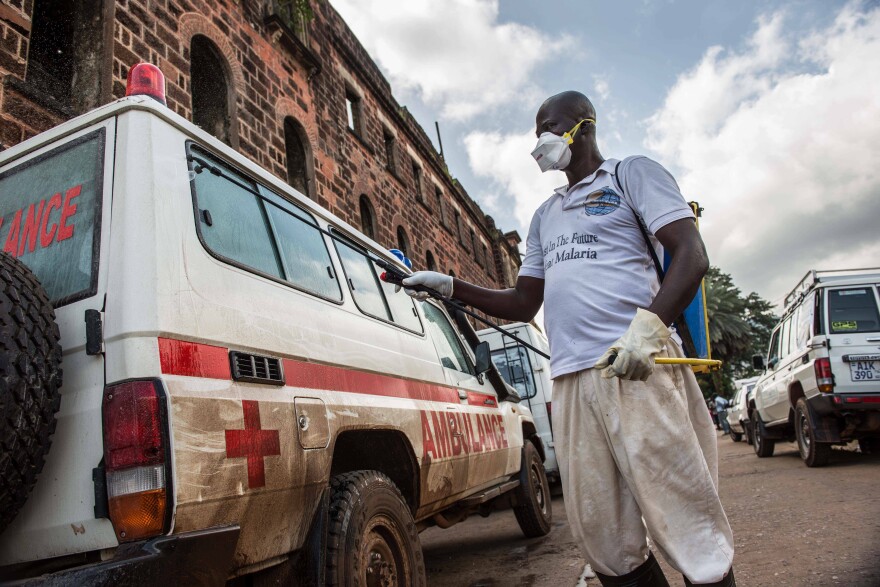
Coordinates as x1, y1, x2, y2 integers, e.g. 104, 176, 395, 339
562, 118, 596, 144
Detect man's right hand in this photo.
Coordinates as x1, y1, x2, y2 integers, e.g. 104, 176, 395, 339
396, 271, 454, 300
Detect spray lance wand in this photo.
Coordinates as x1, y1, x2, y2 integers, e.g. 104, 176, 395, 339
378, 262, 720, 369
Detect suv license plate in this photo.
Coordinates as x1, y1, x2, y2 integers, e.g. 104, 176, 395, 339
850, 361, 880, 381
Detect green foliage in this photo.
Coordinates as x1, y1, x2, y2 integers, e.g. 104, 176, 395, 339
696, 266, 778, 398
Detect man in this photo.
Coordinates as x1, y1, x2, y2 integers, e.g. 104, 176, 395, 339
715, 394, 731, 435
400, 91, 735, 586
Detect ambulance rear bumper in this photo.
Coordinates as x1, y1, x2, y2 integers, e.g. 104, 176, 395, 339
4, 525, 240, 586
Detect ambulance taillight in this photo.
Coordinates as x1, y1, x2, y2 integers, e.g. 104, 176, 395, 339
102, 380, 169, 542
125, 62, 167, 106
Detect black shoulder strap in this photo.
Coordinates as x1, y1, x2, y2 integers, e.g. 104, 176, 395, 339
613, 159, 698, 358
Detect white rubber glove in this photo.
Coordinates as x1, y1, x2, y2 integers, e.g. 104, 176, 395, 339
594, 308, 672, 381
396, 271, 454, 301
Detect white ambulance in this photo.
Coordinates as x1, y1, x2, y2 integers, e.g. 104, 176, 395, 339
477, 323, 558, 483
0, 64, 550, 585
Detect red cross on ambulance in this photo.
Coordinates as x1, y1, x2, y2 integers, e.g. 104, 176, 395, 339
224, 400, 281, 489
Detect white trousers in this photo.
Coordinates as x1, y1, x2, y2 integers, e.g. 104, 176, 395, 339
553, 340, 734, 584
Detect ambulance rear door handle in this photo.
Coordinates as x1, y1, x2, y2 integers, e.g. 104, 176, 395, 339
458, 389, 467, 400
866, 337, 880, 342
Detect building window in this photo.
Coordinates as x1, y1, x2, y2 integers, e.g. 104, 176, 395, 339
455, 211, 466, 247
426, 250, 437, 272
191, 35, 234, 146
28, 0, 109, 113
434, 186, 445, 227
396, 226, 410, 257
345, 88, 363, 136
412, 160, 424, 203
471, 230, 481, 265
383, 128, 397, 175
283, 116, 311, 198
359, 195, 376, 239
483, 244, 492, 277
448, 269, 456, 278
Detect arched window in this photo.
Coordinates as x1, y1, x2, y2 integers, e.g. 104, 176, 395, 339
396, 226, 410, 257
425, 250, 437, 272
191, 35, 234, 145
448, 269, 456, 278
283, 116, 311, 197
359, 195, 375, 239
28, 0, 109, 113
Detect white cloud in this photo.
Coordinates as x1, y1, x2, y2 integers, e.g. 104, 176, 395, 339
593, 75, 611, 101
644, 3, 880, 306
332, 0, 574, 121
463, 129, 566, 230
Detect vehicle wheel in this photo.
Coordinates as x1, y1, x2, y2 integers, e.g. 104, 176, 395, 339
0, 253, 62, 533
326, 470, 426, 587
731, 431, 743, 443
752, 412, 775, 458
745, 421, 754, 445
795, 398, 831, 467
513, 441, 552, 538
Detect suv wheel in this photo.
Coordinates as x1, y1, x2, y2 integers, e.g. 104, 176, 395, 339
752, 412, 775, 458
730, 431, 743, 443
326, 471, 426, 587
513, 441, 552, 537
795, 398, 831, 467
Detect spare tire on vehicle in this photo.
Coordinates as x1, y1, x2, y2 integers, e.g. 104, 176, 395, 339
0, 252, 62, 533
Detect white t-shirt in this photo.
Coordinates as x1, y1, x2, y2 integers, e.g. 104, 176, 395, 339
518, 157, 695, 379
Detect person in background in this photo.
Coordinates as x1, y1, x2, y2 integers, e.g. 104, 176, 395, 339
398, 91, 735, 586
714, 394, 731, 435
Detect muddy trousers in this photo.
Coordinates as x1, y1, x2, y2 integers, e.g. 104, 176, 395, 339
553, 341, 734, 584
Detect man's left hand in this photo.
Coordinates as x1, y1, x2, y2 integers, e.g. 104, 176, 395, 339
594, 308, 672, 381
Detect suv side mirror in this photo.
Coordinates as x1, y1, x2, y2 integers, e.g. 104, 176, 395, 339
752, 354, 765, 370
474, 341, 491, 375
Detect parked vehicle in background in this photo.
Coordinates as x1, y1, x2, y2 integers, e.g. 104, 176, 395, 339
477, 323, 558, 484
727, 377, 759, 442
0, 65, 552, 585
750, 268, 880, 467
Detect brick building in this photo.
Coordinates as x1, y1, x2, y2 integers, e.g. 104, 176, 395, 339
0, 0, 521, 290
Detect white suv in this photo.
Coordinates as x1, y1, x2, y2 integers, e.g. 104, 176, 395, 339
751, 269, 880, 467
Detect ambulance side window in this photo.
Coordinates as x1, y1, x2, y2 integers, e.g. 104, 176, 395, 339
423, 303, 474, 375
333, 235, 424, 334
190, 148, 283, 279
258, 187, 341, 301
491, 346, 537, 399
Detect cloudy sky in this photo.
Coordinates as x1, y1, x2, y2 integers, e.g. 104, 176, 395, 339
332, 0, 880, 309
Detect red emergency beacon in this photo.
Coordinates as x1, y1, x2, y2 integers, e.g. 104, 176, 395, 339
125, 63, 167, 106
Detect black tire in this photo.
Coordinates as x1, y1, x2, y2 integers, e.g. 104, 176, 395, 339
325, 470, 426, 587
745, 420, 754, 445
731, 431, 743, 443
795, 398, 831, 467
513, 441, 552, 538
752, 412, 775, 458
0, 253, 62, 533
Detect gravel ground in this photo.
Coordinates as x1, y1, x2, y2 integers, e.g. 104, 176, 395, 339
421, 432, 880, 586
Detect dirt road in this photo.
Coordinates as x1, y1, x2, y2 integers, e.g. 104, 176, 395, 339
421, 433, 880, 586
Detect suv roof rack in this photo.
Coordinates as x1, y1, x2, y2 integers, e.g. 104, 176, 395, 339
784, 267, 880, 310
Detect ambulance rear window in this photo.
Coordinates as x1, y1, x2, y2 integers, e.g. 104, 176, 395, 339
0, 129, 104, 306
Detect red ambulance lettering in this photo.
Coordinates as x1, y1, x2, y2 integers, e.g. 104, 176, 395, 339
430, 411, 450, 459
40, 193, 62, 246
496, 415, 509, 448
18, 199, 46, 256
56, 184, 82, 242
3, 209, 22, 256
420, 411, 437, 463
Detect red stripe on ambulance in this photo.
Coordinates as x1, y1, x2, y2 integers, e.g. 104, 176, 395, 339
157, 338, 495, 405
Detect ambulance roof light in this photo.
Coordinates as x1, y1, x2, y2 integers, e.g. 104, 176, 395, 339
125, 63, 167, 106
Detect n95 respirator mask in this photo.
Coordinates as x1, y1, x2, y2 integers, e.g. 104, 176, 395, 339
530, 118, 594, 172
